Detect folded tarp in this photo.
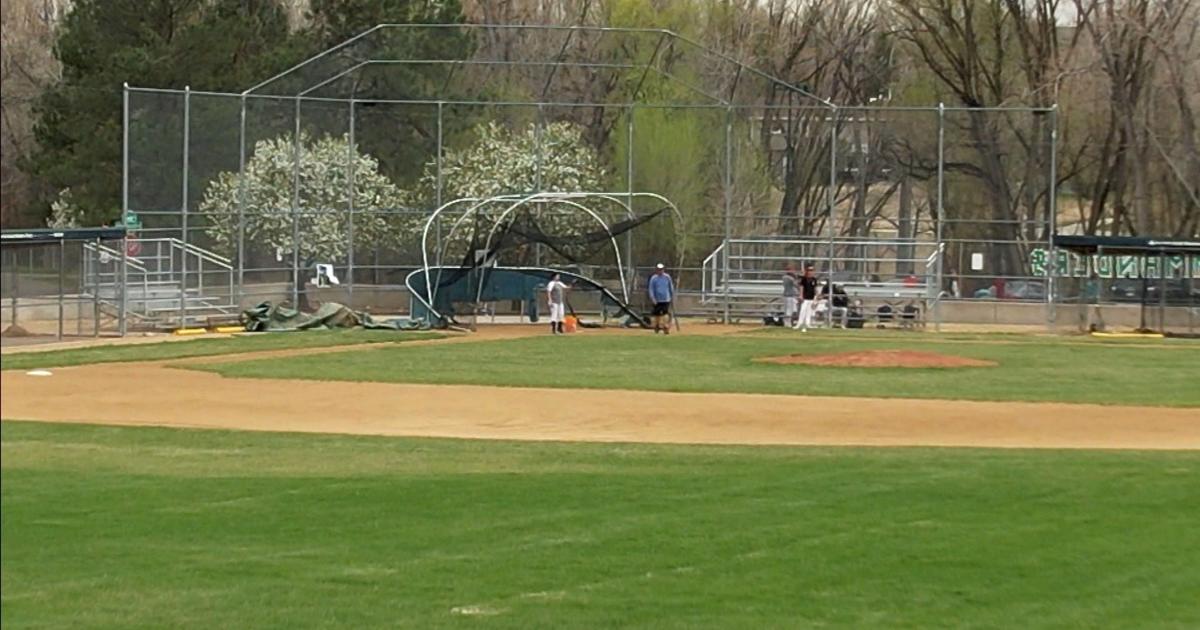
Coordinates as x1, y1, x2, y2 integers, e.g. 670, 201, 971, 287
241, 302, 428, 332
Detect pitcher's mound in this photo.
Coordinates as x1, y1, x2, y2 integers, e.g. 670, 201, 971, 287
755, 350, 996, 368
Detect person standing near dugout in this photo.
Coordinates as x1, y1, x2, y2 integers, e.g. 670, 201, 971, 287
648, 263, 675, 334
794, 264, 819, 332
546, 273, 569, 335
782, 264, 799, 327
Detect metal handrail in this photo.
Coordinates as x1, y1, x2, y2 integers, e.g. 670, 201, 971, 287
82, 241, 147, 272
81, 241, 151, 315
82, 238, 237, 328
729, 254, 940, 264
701, 241, 725, 302
724, 236, 934, 245
924, 243, 946, 300
166, 238, 233, 269
125, 238, 231, 269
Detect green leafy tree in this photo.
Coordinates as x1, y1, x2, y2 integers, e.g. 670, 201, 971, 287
300, 0, 477, 192
24, 0, 295, 226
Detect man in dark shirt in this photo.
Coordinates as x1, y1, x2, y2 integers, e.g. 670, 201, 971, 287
793, 265, 819, 331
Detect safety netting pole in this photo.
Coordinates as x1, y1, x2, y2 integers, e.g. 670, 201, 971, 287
347, 98, 356, 307
827, 109, 837, 329
935, 103, 945, 332
179, 86, 191, 328
722, 107, 733, 324
119, 84, 130, 336
291, 97, 302, 308
235, 94, 247, 310
1046, 104, 1059, 331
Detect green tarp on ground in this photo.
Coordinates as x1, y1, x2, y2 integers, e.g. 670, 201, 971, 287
241, 302, 428, 332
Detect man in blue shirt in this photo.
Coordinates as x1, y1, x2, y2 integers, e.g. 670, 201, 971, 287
648, 263, 674, 334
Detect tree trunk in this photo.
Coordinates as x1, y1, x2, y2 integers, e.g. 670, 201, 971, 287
966, 110, 1021, 278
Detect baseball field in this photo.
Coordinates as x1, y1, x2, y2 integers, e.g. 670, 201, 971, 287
3, 325, 1199, 628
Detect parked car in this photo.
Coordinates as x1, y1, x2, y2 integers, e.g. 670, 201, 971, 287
972, 279, 1046, 301
1003, 280, 1047, 300
1108, 278, 1199, 305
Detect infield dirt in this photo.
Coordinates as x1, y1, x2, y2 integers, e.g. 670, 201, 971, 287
2, 327, 1196, 450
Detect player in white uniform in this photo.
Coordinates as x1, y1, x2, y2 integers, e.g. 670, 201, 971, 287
794, 265, 818, 331
546, 274, 569, 334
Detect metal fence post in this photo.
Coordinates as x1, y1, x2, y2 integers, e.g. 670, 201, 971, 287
723, 106, 733, 324
626, 104, 635, 299
57, 237, 65, 340
1191, 253, 1196, 335
119, 84, 130, 336
1158, 251, 1167, 332
435, 102, 444, 257
8, 249, 18, 328
236, 95, 247, 308
1046, 104, 1059, 331
179, 86, 190, 328
534, 103, 544, 192
292, 96, 302, 308
827, 109, 837, 329
347, 98, 356, 306
935, 103, 946, 332
534, 103, 544, 268
93, 237, 100, 336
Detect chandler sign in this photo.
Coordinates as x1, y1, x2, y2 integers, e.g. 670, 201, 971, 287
1031, 248, 1199, 279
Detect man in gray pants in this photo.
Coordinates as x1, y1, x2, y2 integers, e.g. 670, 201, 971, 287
546, 274, 568, 334
782, 264, 799, 326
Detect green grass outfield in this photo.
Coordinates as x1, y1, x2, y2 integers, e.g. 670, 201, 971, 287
3, 421, 1198, 629
192, 331, 1200, 407
0, 329, 439, 371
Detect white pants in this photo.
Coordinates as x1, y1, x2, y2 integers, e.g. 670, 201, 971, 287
795, 299, 815, 328
784, 296, 799, 318
549, 302, 565, 323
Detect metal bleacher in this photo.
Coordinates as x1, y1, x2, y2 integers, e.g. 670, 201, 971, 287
698, 237, 945, 325
82, 238, 238, 329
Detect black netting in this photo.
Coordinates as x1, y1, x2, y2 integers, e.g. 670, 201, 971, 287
434, 207, 668, 290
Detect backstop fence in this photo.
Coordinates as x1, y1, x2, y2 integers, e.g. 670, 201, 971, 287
103, 25, 1194, 332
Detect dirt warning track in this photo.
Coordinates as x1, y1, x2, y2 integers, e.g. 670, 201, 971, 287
3, 360, 1197, 450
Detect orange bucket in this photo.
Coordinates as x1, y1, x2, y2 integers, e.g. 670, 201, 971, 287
563, 315, 578, 333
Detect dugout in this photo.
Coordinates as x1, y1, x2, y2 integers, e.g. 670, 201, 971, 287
1051, 235, 1200, 336
1, 227, 130, 344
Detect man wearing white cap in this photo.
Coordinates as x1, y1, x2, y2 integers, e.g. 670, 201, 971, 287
546, 273, 569, 334
647, 263, 675, 334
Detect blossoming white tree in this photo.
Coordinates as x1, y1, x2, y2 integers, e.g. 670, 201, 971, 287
423, 120, 606, 199
411, 121, 609, 259
46, 188, 81, 228
200, 133, 414, 263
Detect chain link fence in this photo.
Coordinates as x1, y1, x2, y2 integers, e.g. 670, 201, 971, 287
115, 25, 1085, 330
1, 229, 129, 345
